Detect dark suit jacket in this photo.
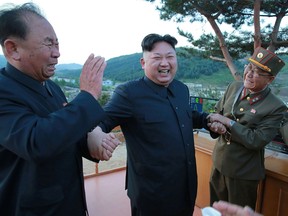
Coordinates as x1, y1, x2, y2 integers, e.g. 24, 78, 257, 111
100, 76, 211, 215
0, 64, 105, 216
213, 81, 287, 180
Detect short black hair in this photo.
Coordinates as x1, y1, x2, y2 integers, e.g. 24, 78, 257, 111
0, 2, 44, 46
141, 33, 178, 52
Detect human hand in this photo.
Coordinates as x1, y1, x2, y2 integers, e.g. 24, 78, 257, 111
101, 133, 120, 161
207, 113, 231, 128
87, 127, 120, 161
208, 121, 227, 134
212, 201, 263, 216
80, 54, 107, 100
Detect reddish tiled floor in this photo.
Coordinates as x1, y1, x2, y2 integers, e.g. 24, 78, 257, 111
85, 168, 130, 216
84, 168, 202, 216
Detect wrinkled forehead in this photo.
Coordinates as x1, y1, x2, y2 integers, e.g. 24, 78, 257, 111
26, 15, 57, 40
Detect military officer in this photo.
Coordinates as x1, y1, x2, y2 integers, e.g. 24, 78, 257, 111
207, 47, 287, 210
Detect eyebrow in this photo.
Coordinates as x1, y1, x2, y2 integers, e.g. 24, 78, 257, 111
152, 51, 175, 56
43, 37, 58, 44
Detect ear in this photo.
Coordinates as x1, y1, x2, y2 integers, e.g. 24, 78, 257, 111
3, 39, 21, 61
267, 76, 275, 85
140, 57, 145, 69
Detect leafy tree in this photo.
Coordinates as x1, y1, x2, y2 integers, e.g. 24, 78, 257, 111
145, 0, 288, 80
98, 92, 111, 107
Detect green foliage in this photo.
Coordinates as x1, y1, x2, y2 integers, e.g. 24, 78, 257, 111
102, 48, 233, 84
55, 69, 82, 79
2, 49, 287, 104
51, 49, 287, 89
203, 100, 217, 113
2, 47, 287, 90
147, 0, 288, 58
195, 68, 234, 86
177, 57, 218, 79
98, 92, 111, 107
53, 78, 78, 88
104, 53, 143, 82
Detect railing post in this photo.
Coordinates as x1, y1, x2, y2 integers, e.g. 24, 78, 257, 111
95, 163, 99, 174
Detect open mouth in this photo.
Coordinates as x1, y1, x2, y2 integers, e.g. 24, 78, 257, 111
246, 79, 253, 84
47, 64, 56, 71
158, 69, 169, 74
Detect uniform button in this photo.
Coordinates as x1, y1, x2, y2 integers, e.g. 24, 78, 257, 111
236, 118, 239, 121
181, 124, 185, 127
247, 97, 250, 100
240, 108, 244, 112
175, 107, 178, 109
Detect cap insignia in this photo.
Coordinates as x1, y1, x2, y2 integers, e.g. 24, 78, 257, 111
257, 52, 263, 59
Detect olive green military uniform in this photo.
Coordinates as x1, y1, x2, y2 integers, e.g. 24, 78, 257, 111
210, 47, 287, 209
280, 112, 288, 144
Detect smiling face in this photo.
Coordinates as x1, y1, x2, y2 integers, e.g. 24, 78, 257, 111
140, 41, 177, 87
243, 63, 275, 93
8, 14, 60, 82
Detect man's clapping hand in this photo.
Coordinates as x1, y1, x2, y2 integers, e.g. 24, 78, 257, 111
87, 126, 120, 161
207, 120, 227, 134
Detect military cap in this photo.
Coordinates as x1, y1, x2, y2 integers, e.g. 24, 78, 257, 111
248, 47, 285, 76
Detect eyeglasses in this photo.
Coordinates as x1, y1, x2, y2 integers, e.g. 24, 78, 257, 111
244, 64, 274, 77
